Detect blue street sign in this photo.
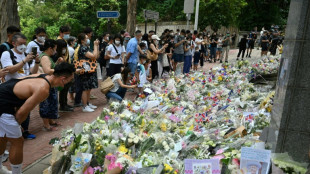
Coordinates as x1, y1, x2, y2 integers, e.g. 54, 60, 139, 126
97, 11, 120, 18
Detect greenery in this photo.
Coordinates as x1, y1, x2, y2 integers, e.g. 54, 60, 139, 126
18, 0, 291, 41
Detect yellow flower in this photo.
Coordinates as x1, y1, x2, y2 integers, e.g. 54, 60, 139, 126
207, 92, 211, 97
120, 114, 125, 118
189, 124, 194, 131
218, 76, 223, 81
164, 164, 173, 172
160, 123, 167, 132
191, 77, 195, 81
118, 145, 128, 153
266, 106, 272, 112
109, 112, 114, 116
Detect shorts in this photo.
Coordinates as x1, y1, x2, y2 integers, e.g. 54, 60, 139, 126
247, 42, 254, 49
173, 54, 184, 62
127, 63, 137, 75
0, 113, 22, 138
262, 46, 268, 51
217, 48, 223, 52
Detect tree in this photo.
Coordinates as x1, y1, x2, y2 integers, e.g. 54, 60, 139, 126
126, 0, 137, 35
0, 0, 20, 43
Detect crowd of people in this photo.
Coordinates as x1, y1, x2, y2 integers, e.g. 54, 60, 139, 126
0, 24, 283, 174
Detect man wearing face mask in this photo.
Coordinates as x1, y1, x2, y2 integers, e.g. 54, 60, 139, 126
26, 27, 46, 56
0, 33, 40, 141
125, 30, 143, 75
0, 26, 21, 59
221, 32, 231, 63
106, 34, 126, 77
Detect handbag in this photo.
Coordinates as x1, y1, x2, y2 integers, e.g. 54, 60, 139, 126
73, 46, 97, 74
147, 50, 158, 61
100, 76, 115, 94
162, 54, 169, 67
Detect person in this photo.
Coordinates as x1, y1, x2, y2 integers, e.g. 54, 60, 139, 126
144, 59, 152, 82
193, 46, 201, 71
221, 32, 231, 63
123, 32, 131, 49
236, 34, 248, 60
194, 33, 204, 67
67, 37, 77, 104
76, 33, 99, 112
125, 30, 143, 75
57, 26, 73, 112
192, 30, 198, 41
210, 32, 218, 63
106, 34, 126, 77
98, 32, 110, 79
0, 62, 75, 174
261, 31, 269, 57
0, 26, 21, 58
148, 30, 155, 42
270, 32, 280, 56
1, 33, 40, 140
103, 36, 114, 77
246, 31, 255, 58
203, 35, 210, 62
161, 35, 173, 76
231, 32, 237, 48
106, 67, 137, 102
139, 42, 147, 55
39, 39, 65, 131
183, 36, 194, 74
216, 34, 223, 62
0, 68, 8, 80
149, 35, 168, 79
173, 29, 186, 71
26, 27, 46, 56
141, 34, 149, 50
135, 54, 148, 94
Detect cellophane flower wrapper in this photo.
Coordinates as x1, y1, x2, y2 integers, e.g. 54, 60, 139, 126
49, 56, 283, 173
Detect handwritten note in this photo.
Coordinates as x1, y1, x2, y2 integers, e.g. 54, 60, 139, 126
184, 159, 220, 174
240, 147, 271, 174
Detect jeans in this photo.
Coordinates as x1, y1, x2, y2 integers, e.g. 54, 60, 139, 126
106, 87, 127, 101
74, 74, 83, 105
21, 114, 30, 132
183, 55, 192, 74
127, 63, 137, 76
59, 82, 72, 108
210, 47, 217, 60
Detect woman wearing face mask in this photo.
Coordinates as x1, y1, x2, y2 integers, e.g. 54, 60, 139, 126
148, 35, 168, 79
106, 34, 126, 77
39, 39, 64, 131
77, 33, 99, 113
26, 27, 46, 55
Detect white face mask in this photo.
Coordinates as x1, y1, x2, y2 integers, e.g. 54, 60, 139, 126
154, 40, 158, 45
106, 37, 109, 41
38, 36, 45, 43
115, 40, 120, 45
16, 44, 26, 53
62, 49, 66, 54
63, 34, 70, 40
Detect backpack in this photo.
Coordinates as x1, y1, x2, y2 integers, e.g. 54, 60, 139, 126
8, 50, 32, 68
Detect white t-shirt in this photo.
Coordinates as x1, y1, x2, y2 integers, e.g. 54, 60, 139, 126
68, 46, 75, 59
195, 38, 203, 50
110, 73, 122, 92
1, 49, 35, 81
107, 44, 125, 64
26, 40, 43, 55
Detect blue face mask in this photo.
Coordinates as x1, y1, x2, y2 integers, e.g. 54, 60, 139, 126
86, 39, 90, 45
63, 34, 70, 40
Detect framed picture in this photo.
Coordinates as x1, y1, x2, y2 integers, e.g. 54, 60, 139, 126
184, 159, 220, 174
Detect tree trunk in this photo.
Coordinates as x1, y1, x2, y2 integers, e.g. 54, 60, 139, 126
126, 0, 137, 36
0, 0, 20, 43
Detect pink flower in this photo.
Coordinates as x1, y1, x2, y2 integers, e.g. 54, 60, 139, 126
84, 166, 94, 174
232, 158, 240, 166
104, 116, 110, 121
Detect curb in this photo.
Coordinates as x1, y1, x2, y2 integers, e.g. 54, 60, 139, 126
23, 152, 51, 172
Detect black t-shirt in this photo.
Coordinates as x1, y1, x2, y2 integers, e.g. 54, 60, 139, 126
261, 35, 268, 47
0, 42, 14, 58
239, 38, 247, 48
210, 36, 218, 47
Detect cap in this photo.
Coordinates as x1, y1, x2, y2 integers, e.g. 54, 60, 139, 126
124, 32, 130, 38
151, 35, 160, 40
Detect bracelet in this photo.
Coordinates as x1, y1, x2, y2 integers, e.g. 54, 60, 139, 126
35, 61, 40, 64
22, 60, 26, 64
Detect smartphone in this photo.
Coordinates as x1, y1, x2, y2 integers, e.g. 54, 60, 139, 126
32, 47, 37, 57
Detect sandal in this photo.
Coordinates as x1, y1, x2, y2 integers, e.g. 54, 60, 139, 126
50, 122, 62, 127
42, 126, 58, 132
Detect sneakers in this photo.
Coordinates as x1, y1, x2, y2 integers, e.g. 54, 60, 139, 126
88, 103, 97, 109
59, 105, 74, 112
1, 151, 9, 163
83, 106, 94, 112
0, 166, 12, 174
23, 131, 36, 140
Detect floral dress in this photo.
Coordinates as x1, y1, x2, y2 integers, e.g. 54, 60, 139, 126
78, 45, 98, 90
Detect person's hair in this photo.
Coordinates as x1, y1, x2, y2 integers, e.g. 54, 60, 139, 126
169, 30, 174, 33
114, 34, 123, 45
186, 36, 192, 40
83, 27, 93, 34
77, 33, 87, 44
186, 30, 191, 34
176, 29, 180, 32
35, 27, 46, 35
142, 34, 148, 41
120, 30, 125, 35
181, 29, 186, 34
139, 42, 146, 48
164, 29, 170, 33
135, 30, 142, 35
108, 35, 114, 41
243, 34, 247, 38
102, 32, 109, 38
42, 39, 57, 51
59, 26, 71, 33
53, 62, 75, 77
12, 33, 27, 43
7, 26, 20, 34
149, 30, 155, 34
194, 30, 198, 35
56, 39, 67, 56
121, 67, 131, 85
195, 46, 199, 50
145, 59, 151, 64
67, 37, 76, 46
139, 54, 147, 60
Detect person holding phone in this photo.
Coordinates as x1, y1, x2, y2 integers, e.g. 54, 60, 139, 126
105, 34, 126, 77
